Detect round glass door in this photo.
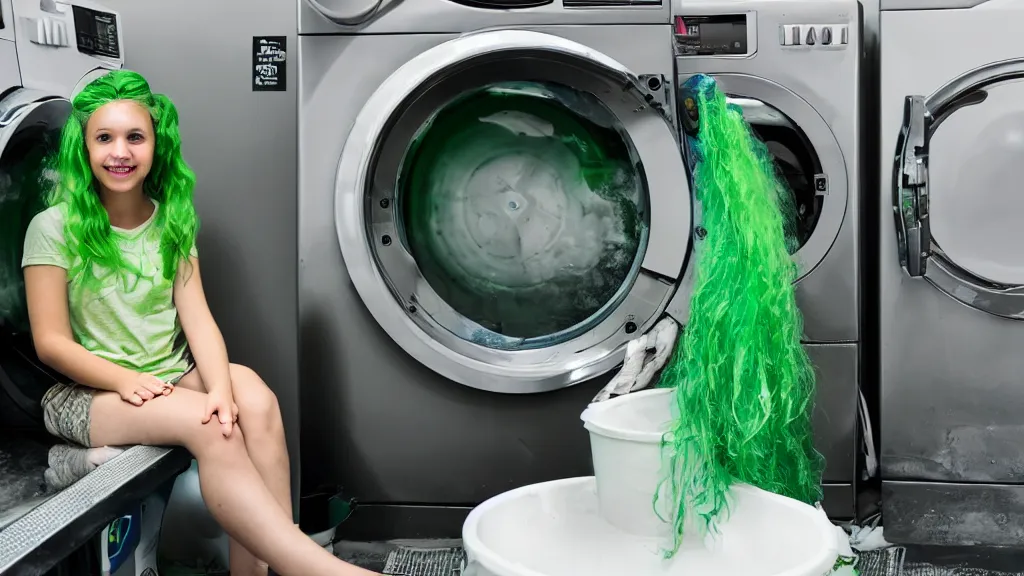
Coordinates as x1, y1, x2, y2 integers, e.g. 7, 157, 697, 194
336, 30, 691, 393
692, 74, 849, 284
892, 60, 1024, 320
928, 78, 1024, 286
0, 92, 70, 334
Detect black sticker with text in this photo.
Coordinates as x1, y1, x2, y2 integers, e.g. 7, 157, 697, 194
253, 36, 286, 92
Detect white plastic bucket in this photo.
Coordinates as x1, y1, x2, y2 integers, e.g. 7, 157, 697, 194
461, 476, 841, 576
579, 388, 682, 537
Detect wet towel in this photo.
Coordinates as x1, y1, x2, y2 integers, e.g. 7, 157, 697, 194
592, 317, 679, 403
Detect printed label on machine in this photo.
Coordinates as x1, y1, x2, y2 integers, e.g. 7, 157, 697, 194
252, 36, 286, 92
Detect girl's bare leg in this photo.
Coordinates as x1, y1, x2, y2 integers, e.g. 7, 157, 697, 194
88, 386, 377, 576
176, 364, 292, 575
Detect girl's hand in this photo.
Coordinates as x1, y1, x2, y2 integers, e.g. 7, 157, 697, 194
120, 373, 173, 406
203, 389, 239, 437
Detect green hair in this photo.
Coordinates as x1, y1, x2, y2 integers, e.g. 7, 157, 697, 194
654, 75, 823, 556
49, 69, 198, 289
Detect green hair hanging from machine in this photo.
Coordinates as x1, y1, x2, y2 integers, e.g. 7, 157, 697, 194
654, 73, 825, 556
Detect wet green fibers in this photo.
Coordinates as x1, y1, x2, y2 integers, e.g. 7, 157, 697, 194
655, 74, 824, 556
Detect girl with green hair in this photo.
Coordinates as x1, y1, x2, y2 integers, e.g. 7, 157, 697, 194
21, 69, 378, 576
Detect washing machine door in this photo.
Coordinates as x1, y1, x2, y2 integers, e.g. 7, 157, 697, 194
0, 88, 70, 426
893, 59, 1024, 320
684, 74, 849, 283
335, 29, 692, 394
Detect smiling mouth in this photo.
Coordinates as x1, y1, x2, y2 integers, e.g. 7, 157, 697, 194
104, 166, 136, 177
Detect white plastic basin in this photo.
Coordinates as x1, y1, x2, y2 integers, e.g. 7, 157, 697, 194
461, 476, 840, 576
579, 388, 681, 536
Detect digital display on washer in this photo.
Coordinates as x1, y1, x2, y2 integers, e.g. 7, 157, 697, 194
674, 15, 747, 56
72, 6, 120, 59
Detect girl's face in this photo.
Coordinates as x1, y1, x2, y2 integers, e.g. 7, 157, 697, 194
85, 100, 155, 198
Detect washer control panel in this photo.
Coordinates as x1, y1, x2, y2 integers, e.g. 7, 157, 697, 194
780, 24, 849, 48
72, 4, 120, 59
673, 14, 754, 57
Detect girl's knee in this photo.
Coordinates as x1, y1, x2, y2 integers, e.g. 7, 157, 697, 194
187, 418, 248, 457
231, 365, 281, 425
245, 385, 280, 423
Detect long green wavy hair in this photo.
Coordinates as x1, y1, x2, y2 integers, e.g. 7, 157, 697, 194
654, 74, 823, 556
48, 69, 198, 289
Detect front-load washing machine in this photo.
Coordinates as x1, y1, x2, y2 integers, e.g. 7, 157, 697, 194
0, 0, 124, 429
672, 0, 863, 519
297, 0, 859, 536
879, 0, 1024, 547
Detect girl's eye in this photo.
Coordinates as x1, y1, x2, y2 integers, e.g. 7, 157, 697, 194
128, 133, 144, 142
96, 134, 110, 143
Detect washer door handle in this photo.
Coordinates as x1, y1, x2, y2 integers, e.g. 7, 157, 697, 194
894, 94, 930, 278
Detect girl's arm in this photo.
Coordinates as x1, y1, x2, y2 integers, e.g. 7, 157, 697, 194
173, 257, 232, 395
24, 265, 137, 392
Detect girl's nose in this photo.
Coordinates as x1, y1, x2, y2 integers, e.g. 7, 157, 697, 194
110, 140, 130, 159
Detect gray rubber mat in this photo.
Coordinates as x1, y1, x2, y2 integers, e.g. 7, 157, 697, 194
382, 546, 464, 576
859, 547, 907, 576
373, 543, 1024, 576
901, 564, 1024, 576
380, 545, 910, 576
854, 547, 1024, 576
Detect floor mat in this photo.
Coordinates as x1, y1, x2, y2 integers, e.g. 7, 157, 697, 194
901, 564, 1024, 576
382, 546, 464, 576
370, 542, 1024, 576
859, 547, 907, 576
854, 548, 1024, 576
379, 544, 911, 576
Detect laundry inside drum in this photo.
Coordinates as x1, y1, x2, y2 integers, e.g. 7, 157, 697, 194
398, 81, 648, 343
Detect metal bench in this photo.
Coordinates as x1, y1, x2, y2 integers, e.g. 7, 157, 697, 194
0, 439, 191, 575
0, 329, 193, 575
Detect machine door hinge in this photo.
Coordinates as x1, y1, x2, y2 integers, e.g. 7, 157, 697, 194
637, 74, 672, 124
